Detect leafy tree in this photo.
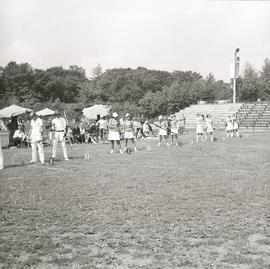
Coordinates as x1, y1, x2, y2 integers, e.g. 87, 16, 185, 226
199, 73, 216, 102
238, 63, 260, 102
260, 58, 270, 101
92, 64, 103, 78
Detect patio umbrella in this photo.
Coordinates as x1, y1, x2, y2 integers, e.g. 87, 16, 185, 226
36, 108, 56, 117
0, 104, 33, 118
82, 104, 111, 120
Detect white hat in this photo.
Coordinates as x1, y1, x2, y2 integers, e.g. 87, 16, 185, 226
158, 115, 163, 120
125, 113, 130, 118
112, 112, 118, 118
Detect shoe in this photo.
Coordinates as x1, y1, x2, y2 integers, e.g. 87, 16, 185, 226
157, 143, 161, 147
134, 147, 138, 152
29, 160, 36, 163
109, 150, 114, 154
64, 158, 69, 161
119, 149, 123, 154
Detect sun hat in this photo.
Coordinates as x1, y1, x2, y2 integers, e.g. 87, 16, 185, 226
125, 113, 130, 118
112, 112, 118, 118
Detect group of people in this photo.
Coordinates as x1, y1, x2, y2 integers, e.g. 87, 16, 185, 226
67, 116, 154, 145
105, 113, 185, 153
0, 110, 242, 170
0, 111, 69, 169
195, 113, 240, 142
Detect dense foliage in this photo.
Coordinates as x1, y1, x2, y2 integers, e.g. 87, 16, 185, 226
0, 59, 269, 118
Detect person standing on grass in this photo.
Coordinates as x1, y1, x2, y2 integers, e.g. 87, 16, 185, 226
205, 114, 214, 142
108, 112, 123, 154
157, 115, 169, 147
97, 116, 108, 143
225, 115, 233, 139
51, 112, 69, 161
28, 112, 45, 164
196, 113, 204, 142
0, 119, 8, 170
232, 115, 240, 138
123, 113, 137, 152
170, 114, 180, 146
7, 116, 18, 148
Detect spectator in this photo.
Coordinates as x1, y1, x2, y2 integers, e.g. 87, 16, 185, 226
7, 116, 18, 147
12, 125, 27, 147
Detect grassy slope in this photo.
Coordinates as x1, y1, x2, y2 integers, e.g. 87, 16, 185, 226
0, 130, 270, 268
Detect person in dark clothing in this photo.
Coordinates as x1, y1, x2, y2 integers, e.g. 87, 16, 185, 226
7, 116, 18, 147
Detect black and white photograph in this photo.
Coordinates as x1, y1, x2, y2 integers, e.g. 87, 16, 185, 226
0, 0, 270, 268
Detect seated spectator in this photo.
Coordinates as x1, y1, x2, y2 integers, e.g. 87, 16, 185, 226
143, 121, 153, 137
86, 122, 99, 143
12, 125, 27, 147
70, 124, 82, 143
79, 123, 86, 143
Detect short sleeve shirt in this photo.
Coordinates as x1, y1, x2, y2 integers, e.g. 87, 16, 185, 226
31, 118, 43, 139
52, 117, 66, 131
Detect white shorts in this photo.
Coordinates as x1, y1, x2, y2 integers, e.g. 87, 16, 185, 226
171, 128, 179, 135
124, 131, 134, 139
159, 129, 167, 136
108, 131, 120, 141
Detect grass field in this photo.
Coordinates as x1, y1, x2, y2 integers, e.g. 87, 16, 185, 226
0, 130, 270, 269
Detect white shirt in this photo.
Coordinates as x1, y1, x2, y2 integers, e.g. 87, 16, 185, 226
97, 119, 108, 129
52, 117, 66, 131
13, 130, 26, 139
30, 118, 43, 141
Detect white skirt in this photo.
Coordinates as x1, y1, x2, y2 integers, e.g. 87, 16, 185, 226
171, 128, 179, 135
226, 123, 233, 131
108, 131, 120, 141
196, 125, 204, 134
30, 134, 43, 143
233, 123, 239, 130
124, 131, 134, 139
159, 129, 167, 136
206, 126, 213, 133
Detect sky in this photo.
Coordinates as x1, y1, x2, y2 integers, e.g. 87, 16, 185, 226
0, 0, 269, 82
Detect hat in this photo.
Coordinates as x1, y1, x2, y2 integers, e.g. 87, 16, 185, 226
158, 115, 163, 120
112, 112, 118, 118
125, 113, 130, 118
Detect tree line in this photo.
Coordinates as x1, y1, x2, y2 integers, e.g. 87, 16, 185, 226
0, 59, 269, 119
